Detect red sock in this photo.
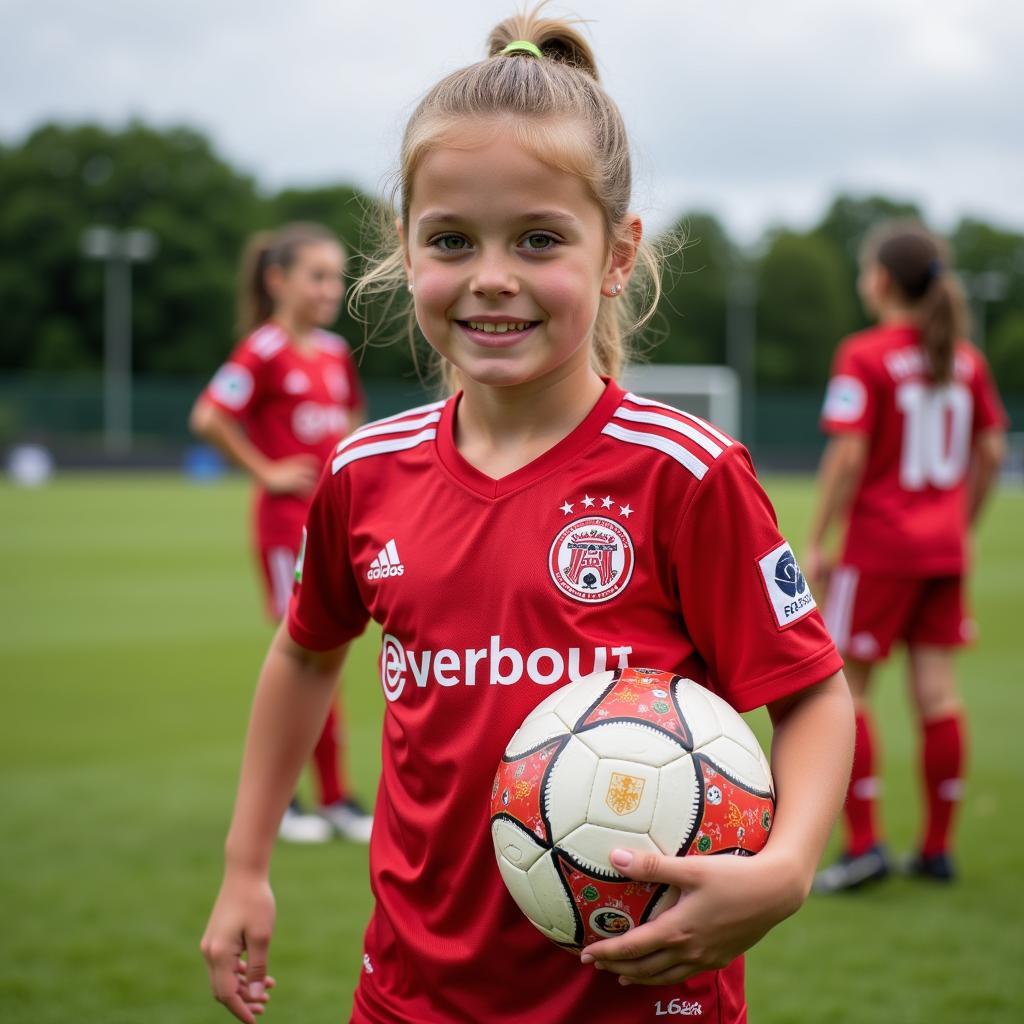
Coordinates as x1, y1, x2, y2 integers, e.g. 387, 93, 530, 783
845, 711, 881, 856
312, 702, 348, 807
920, 713, 966, 857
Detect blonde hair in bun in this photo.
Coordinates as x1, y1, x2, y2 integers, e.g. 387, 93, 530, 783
352, 4, 664, 386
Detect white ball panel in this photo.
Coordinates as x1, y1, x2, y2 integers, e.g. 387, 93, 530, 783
529, 916, 578, 947
673, 678, 724, 748
692, 683, 763, 761
576, 721, 686, 768
545, 737, 599, 843
559, 822, 659, 876
700, 735, 772, 792
551, 670, 616, 729
586, 758, 660, 833
496, 853, 553, 931
491, 817, 547, 872
649, 754, 700, 855
527, 852, 578, 940
504, 711, 570, 759
528, 684, 577, 722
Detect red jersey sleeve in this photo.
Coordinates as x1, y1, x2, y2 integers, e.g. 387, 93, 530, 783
969, 348, 1008, 436
820, 340, 875, 435
286, 465, 370, 651
202, 338, 268, 421
673, 448, 842, 712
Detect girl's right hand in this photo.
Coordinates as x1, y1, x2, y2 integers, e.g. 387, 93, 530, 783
260, 455, 320, 496
201, 872, 277, 1022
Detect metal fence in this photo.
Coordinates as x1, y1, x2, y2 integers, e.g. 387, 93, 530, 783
2, 373, 1021, 472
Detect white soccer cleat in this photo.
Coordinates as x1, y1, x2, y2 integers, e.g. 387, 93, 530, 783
279, 799, 333, 843
320, 797, 374, 843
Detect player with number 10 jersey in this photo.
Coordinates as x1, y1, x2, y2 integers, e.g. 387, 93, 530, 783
821, 321, 1004, 578
811, 222, 1007, 894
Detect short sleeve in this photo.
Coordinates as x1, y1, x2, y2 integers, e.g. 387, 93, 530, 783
820, 341, 875, 435
969, 350, 1008, 436
674, 448, 842, 712
201, 340, 267, 420
286, 464, 370, 651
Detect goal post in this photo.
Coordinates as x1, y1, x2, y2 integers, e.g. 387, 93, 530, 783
620, 364, 741, 439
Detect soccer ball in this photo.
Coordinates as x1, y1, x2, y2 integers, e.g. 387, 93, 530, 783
489, 666, 775, 951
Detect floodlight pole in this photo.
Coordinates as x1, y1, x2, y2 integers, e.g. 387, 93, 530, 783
82, 227, 157, 455
964, 270, 1008, 353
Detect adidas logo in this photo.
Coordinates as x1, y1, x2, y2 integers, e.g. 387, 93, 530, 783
367, 539, 405, 581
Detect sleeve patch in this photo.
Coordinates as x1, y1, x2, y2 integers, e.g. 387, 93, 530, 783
209, 362, 255, 410
822, 374, 866, 423
757, 541, 817, 630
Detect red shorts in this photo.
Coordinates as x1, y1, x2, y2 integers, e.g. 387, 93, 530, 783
824, 568, 973, 662
257, 542, 300, 621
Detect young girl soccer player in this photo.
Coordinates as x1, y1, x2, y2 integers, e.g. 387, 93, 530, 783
190, 222, 373, 844
201, 12, 854, 1022
809, 223, 1007, 892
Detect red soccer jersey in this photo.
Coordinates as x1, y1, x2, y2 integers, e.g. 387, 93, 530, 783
820, 324, 1007, 576
202, 322, 365, 545
288, 379, 841, 1024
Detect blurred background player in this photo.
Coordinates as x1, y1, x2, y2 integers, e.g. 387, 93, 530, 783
190, 222, 373, 843
807, 221, 1007, 891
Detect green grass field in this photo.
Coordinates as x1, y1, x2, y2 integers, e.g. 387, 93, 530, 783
1, 474, 1021, 1023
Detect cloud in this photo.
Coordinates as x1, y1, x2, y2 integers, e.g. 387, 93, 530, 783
3, 0, 1022, 241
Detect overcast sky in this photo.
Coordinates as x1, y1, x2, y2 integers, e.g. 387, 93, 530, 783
3, 0, 1021, 241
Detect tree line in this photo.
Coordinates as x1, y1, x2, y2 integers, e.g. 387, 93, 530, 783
2, 121, 1022, 391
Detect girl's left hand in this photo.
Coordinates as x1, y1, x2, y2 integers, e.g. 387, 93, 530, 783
579, 847, 805, 986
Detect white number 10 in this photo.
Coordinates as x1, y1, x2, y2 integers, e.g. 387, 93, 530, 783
895, 381, 973, 490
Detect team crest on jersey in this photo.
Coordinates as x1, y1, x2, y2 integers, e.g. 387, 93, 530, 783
549, 516, 634, 604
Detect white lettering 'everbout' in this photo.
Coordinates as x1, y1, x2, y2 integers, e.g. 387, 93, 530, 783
379, 634, 633, 703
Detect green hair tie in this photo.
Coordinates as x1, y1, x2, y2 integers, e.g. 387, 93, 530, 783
502, 40, 543, 58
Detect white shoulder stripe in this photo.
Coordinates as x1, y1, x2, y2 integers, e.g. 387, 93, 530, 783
335, 410, 442, 454
601, 422, 708, 480
250, 325, 286, 359
312, 330, 348, 353
361, 399, 447, 430
332, 428, 436, 474
613, 406, 723, 459
623, 392, 733, 447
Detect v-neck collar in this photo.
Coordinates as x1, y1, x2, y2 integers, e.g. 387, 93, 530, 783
435, 378, 624, 500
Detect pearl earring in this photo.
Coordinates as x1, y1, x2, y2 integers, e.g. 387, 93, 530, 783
407, 282, 414, 294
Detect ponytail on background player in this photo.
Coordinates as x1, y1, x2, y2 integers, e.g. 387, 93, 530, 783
238, 222, 343, 335
349, 6, 666, 389
860, 221, 966, 385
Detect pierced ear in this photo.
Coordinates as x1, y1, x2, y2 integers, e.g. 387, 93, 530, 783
603, 213, 643, 297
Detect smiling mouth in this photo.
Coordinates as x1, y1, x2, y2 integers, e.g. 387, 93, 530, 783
458, 319, 540, 334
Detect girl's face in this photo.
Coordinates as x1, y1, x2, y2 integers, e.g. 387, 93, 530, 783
270, 241, 345, 329
404, 128, 635, 392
